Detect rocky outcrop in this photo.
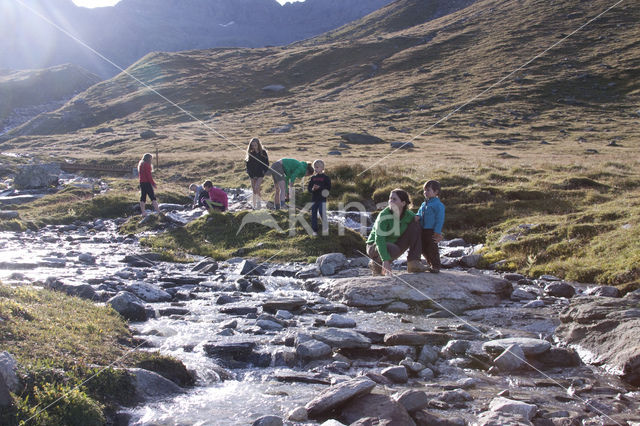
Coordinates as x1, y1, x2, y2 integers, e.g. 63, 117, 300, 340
13, 163, 61, 189
318, 270, 512, 313
554, 291, 640, 386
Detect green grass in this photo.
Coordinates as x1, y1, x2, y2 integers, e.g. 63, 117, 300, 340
0, 285, 192, 424
138, 209, 366, 262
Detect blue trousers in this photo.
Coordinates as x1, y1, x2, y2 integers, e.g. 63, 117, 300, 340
311, 200, 327, 233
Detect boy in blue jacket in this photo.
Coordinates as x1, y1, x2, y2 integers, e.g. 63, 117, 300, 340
416, 180, 445, 273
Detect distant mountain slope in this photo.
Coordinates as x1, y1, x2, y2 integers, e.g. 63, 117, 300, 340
1, 0, 638, 145
0, 64, 101, 134
1, 0, 391, 78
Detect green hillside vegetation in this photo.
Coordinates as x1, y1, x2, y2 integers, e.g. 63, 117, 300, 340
0, 286, 190, 425
0, 64, 101, 125
0, 0, 638, 289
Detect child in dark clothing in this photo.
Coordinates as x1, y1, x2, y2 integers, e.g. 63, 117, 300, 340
416, 180, 445, 273
245, 138, 269, 209
307, 159, 331, 236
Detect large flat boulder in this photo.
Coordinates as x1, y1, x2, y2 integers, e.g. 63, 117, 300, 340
317, 270, 512, 314
554, 292, 640, 386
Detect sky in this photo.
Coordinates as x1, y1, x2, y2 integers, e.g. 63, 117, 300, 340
72, 0, 302, 7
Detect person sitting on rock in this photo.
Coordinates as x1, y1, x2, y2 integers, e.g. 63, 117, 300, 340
366, 188, 427, 276
202, 180, 228, 212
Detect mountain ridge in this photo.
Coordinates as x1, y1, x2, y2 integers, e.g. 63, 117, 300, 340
1, 0, 394, 78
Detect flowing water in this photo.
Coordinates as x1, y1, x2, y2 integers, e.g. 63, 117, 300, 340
1, 201, 638, 425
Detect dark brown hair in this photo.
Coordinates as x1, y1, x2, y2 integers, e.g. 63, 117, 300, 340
391, 188, 411, 216
424, 180, 441, 195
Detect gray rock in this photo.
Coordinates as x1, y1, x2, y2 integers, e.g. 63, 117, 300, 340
286, 406, 308, 422
400, 358, 425, 373
493, 344, 526, 371
237, 259, 262, 276
252, 415, 284, 426
128, 367, 184, 402
262, 84, 286, 92
340, 133, 384, 144
256, 319, 284, 331
0, 377, 11, 409
269, 124, 293, 134
14, 163, 61, 189
488, 396, 537, 420
0, 211, 19, 219
555, 296, 640, 386
319, 270, 512, 314
413, 410, 466, 425
544, 282, 575, 298
325, 314, 356, 328
316, 253, 348, 276
381, 365, 408, 383
418, 345, 440, 365
390, 141, 414, 149
312, 328, 371, 349
192, 258, 218, 273
533, 347, 581, 367
386, 301, 410, 312
539, 274, 561, 281
139, 130, 157, 139
585, 285, 619, 297
262, 297, 306, 313
341, 393, 415, 425
107, 291, 148, 322
511, 288, 537, 301
0, 352, 19, 393
393, 390, 429, 413
483, 338, 550, 356
460, 254, 482, 268
61, 283, 98, 300
523, 300, 545, 308
476, 410, 532, 425
441, 340, 470, 357
296, 339, 332, 360
386, 332, 450, 346
126, 281, 172, 303
305, 377, 376, 418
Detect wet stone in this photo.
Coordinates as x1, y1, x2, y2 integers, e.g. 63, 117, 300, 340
262, 297, 307, 313
219, 306, 258, 315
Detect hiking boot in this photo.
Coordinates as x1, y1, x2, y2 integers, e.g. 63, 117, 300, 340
368, 260, 383, 276
407, 260, 428, 273
429, 267, 440, 274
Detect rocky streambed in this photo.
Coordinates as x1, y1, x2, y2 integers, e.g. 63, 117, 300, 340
0, 207, 639, 425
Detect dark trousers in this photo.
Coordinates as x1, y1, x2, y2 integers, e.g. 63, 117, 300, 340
421, 229, 441, 269
367, 220, 422, 263
311, 200, 326, 233
139, 182, 156, 202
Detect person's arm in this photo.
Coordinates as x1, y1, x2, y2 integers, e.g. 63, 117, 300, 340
373, 216, 392, 262
434, 203, 445, 234
323, 175, 331, 194
308, 177, 314, 193
415, 203, 425, 222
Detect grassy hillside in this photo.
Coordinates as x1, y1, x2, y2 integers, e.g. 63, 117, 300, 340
0, 64, 101, 131
0, 0, 638, 289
